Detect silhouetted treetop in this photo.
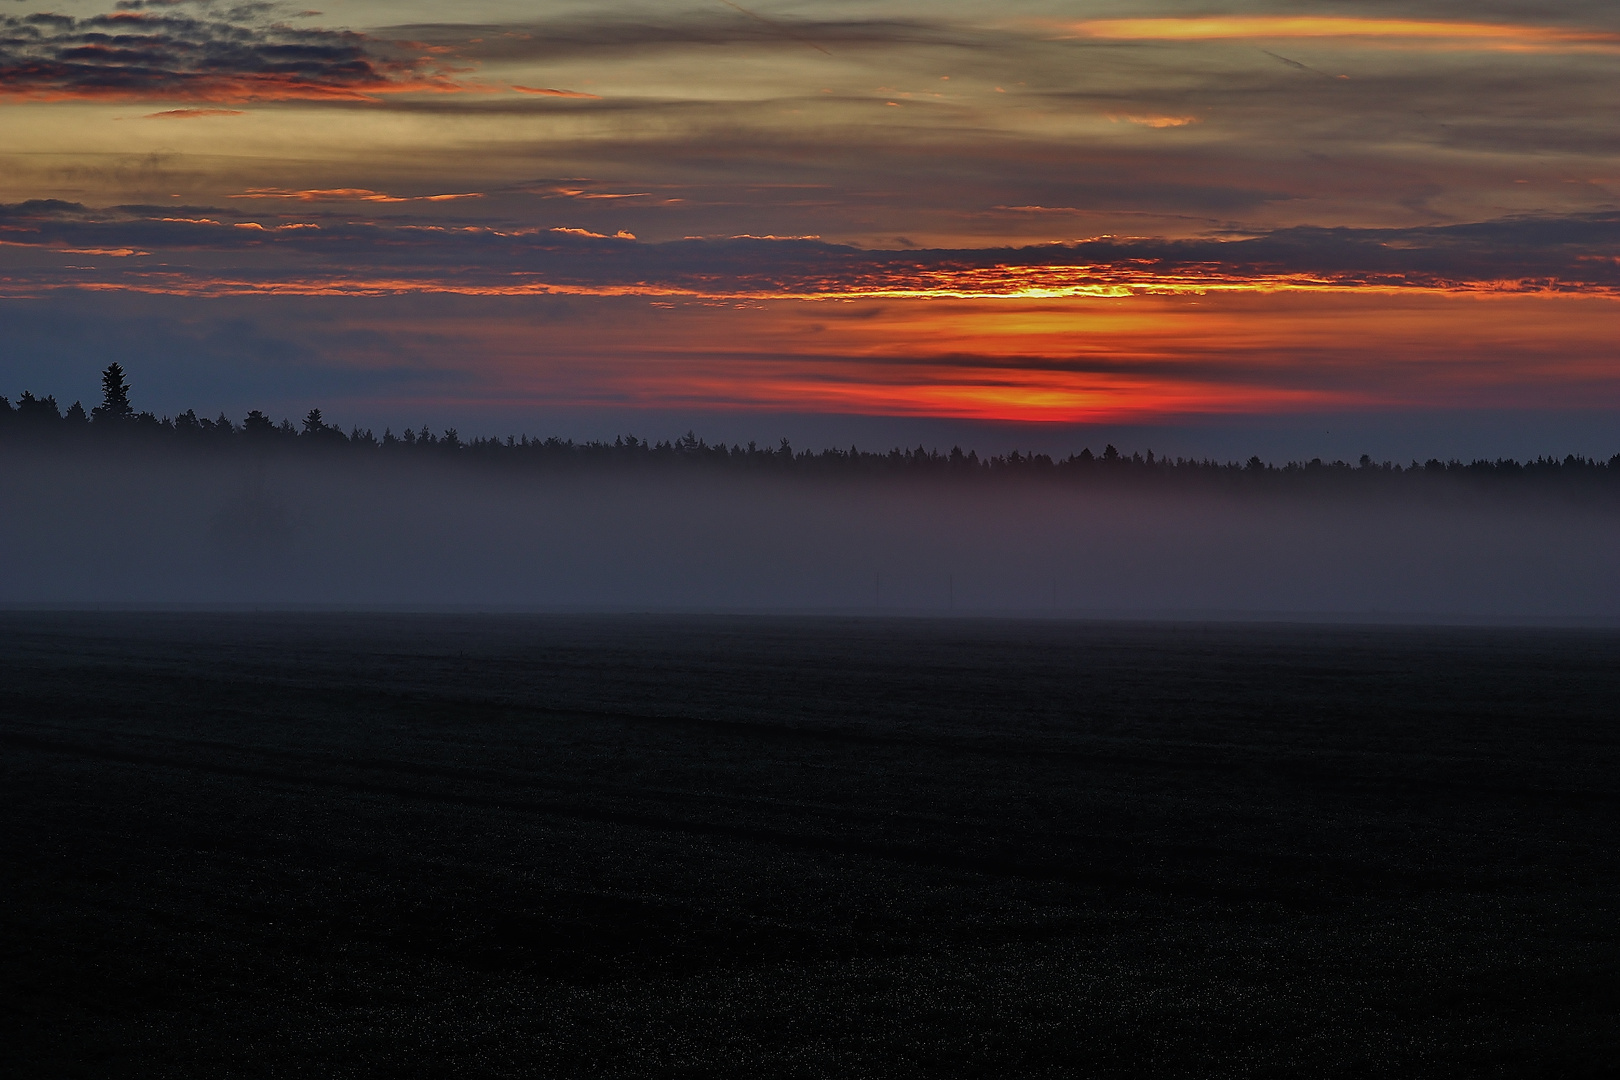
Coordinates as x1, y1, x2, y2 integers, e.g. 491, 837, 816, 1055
243, 410, 276, 439
15, 391, 61, 425
93, 363, 133, 425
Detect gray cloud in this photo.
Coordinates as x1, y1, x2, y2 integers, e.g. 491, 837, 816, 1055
3, 199, 1617, 296
0, 6, 448, 99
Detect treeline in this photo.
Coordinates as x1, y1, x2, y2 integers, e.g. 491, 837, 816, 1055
4, 364, 1619, 486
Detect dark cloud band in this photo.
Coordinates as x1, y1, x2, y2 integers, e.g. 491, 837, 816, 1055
1, 200, 1617, 298
0, 8, 454, 100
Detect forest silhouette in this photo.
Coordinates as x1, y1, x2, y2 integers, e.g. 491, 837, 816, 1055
3, 364, 1617, 488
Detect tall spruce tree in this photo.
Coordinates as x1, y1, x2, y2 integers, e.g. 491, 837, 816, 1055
92, 363, 133, 424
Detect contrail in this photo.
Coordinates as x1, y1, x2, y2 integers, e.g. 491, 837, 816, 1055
716, 0, 832, 55
1261, 49, 1333, 78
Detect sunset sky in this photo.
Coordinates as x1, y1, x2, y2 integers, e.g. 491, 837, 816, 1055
2, 0, 1617, 457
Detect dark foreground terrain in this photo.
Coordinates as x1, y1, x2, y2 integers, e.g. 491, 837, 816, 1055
2, 614, 1618, 1078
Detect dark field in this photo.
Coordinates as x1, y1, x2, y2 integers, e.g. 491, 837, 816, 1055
3, 614, 1618, 1078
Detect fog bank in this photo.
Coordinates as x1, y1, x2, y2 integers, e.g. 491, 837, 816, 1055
2, 448, 1616, 621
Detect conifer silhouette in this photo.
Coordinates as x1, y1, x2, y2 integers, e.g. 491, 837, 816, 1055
92, 363, 134, 424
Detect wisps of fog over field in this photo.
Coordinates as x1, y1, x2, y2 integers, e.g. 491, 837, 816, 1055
3, 448, 1616, 621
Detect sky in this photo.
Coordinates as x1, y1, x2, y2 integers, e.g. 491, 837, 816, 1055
2, 0, 1618, 459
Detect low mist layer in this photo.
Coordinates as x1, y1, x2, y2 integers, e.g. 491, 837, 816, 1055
3, 442, 1616, 620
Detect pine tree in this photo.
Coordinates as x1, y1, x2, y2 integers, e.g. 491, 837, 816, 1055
92, 363, 133, 424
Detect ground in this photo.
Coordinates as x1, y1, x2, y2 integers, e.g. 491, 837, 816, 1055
3, 613, 1618, 1077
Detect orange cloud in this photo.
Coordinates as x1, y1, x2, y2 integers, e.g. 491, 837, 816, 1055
537, 187, 652, 200
1108, 114, 1198, 128
512, 86, 601, 99
9, 266, 1618, 304
17, 267, 1616, 305
144, 108, 245, 119
0, 241, 145, 256
550, 227, 636, 240
1069, 18, 1620, 50
229, 188, 483, 203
